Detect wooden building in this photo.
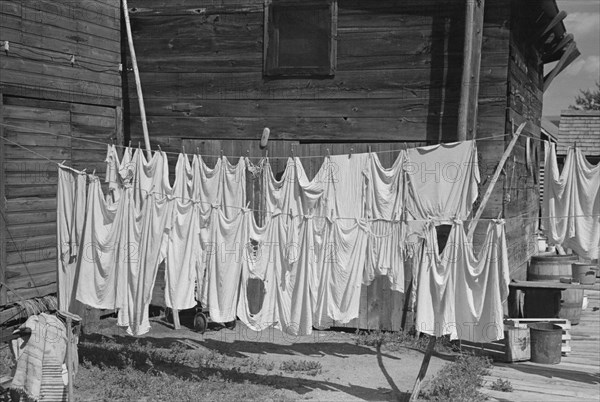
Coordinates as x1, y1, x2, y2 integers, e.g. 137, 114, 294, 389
0, 0, 579, 331
0, 0, 122, 304
122, 0, 578, 329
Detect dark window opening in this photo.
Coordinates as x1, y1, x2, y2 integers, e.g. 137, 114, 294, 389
264, 1, 337, 77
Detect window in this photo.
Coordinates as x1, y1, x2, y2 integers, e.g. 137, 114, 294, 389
264, 0, 337, 77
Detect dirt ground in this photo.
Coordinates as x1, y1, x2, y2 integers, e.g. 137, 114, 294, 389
82, 314, 450, 401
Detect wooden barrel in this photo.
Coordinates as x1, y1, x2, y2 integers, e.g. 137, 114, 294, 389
528, 254, 578, 282
558, 288, 584, 325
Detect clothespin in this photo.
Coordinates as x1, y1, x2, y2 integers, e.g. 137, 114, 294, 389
70, 55, 75, 67
182, 145, 186, 155
92, 169, 96, 176
220, 149, 224, 159
157, 144, 162, 152
246, 149, 250, 158
138, 142, 141, 149
574, 142, 577, 151
348, 147, 353, 158
61, 160, 67, 166
404, 142, 408, 150
368, 145, 372, 153
265, 149, 268, 159
326, 148, 331, 158
128, 140, 132, 148
3, 40, 9, 54
196, 147, 200, 155
290, 145, 294, 158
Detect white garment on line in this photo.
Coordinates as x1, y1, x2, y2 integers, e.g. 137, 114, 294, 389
405, 140, 480, 234
130, 148, 172, 207
128, 194, 173, 335
415, 219, 509, 342
201, 208, 248, 323
57, 166, 87, 313
364, 152, 407, 291
320, 153, 370, 219
76, 179, 141, 314
173, 153, 194, 200
542, 142, 600, 259
313, 218, 369, 328
164, 200, 203, 310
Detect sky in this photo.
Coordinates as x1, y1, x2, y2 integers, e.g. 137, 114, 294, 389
543, 0, 600, 116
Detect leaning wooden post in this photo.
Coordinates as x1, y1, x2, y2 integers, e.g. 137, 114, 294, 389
458, 0, 486, 141
122, 0, 152, 159
409, 335, 437, 401
66, 315, 73, 401
467, 122, 526, 240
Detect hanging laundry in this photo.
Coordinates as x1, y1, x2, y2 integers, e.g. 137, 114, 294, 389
321, 153, 370, 219
57, 166, 87, 313
405, 140, 480, 234
313, 218, 370, 328
542, 142, 600, 259
415, 219, 509, 342
130, 147, 172, 207
364, 152, 407, 290
128, 194, 173, 336
164, 200, 203, 311
75, 178, 142, 317
172, 153, 194, 200
237, 214, 286, 332
201, 208, 249, 323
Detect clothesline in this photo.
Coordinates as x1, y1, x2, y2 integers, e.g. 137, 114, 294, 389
2, 135, 597, 223
0, 121, 548, 160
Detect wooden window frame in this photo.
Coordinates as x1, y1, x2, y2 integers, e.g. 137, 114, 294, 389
263, 0, 338, 77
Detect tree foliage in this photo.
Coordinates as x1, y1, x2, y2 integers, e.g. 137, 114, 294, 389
569, 82, 600, 111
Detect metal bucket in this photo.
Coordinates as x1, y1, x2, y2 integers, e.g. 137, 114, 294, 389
528, 322, 562, 364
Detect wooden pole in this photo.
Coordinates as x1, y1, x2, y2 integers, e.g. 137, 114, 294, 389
122, 0, 151, 159
458, 0, 485, 141
66, 315, 73, 401
467, 122, 526, 240
0, 91, 7, 306
409, 336, 437, 402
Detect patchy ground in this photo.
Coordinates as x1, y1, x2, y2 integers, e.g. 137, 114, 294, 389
74, 314, 451, 401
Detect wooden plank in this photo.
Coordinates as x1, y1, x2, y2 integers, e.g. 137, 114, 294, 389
0, 21, 120, 65
409, 336, 436, 402
7, 198, 57, 213
130, 98, 507, 119
543, 41, 580, 91
0, 92, 7, 305
7, 247, 56, 266
130, 115, 505, 143
7, 282, 56, 303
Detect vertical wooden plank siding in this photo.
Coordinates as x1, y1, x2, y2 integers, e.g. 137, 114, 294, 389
0, 92, 7, 305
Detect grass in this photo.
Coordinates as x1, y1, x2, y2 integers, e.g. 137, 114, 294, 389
279, 360, 322, 376
74, 339, 294, 401
354, 330, 459, 354
490, 378, 513, 392
421, 354, 492, 402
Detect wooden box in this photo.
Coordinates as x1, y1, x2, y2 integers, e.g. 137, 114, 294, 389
460, 325, 531, 362
504, 318, 571, 355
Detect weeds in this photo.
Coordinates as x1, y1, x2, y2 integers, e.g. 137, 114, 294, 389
421, 354, 492, 401
279, 360, 322, 376
490, 378, 513, 392
0, 347, 14, 377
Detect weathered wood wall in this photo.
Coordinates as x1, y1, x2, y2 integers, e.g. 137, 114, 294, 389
124, 0, 516, 330
0, 0, 122, 305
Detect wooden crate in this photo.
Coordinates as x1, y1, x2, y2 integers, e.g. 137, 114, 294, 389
505, 318, 571, 355
460, 326, 531, 362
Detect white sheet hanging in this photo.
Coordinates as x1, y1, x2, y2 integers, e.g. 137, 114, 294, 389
57, 165, 87, 313
164, 200, 203, 310
415, 219, 509, 342
76, 178, 141, 313
364, 152, 407, 290
405, 140, 480, 234
542, 142, 600, 259
128, 194, 173, 335
313, 218, 369, 328
130, 148, 172, 207
173, 153, 194, 200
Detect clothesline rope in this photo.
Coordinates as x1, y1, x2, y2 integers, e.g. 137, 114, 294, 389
0, 121, 549, 160
2, 135, 598, 223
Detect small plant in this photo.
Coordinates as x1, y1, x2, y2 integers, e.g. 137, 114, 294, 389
490, 378, 513, 392
422, 354, 492, 401
280, 359, 322, 376
355, 330, 430, 351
